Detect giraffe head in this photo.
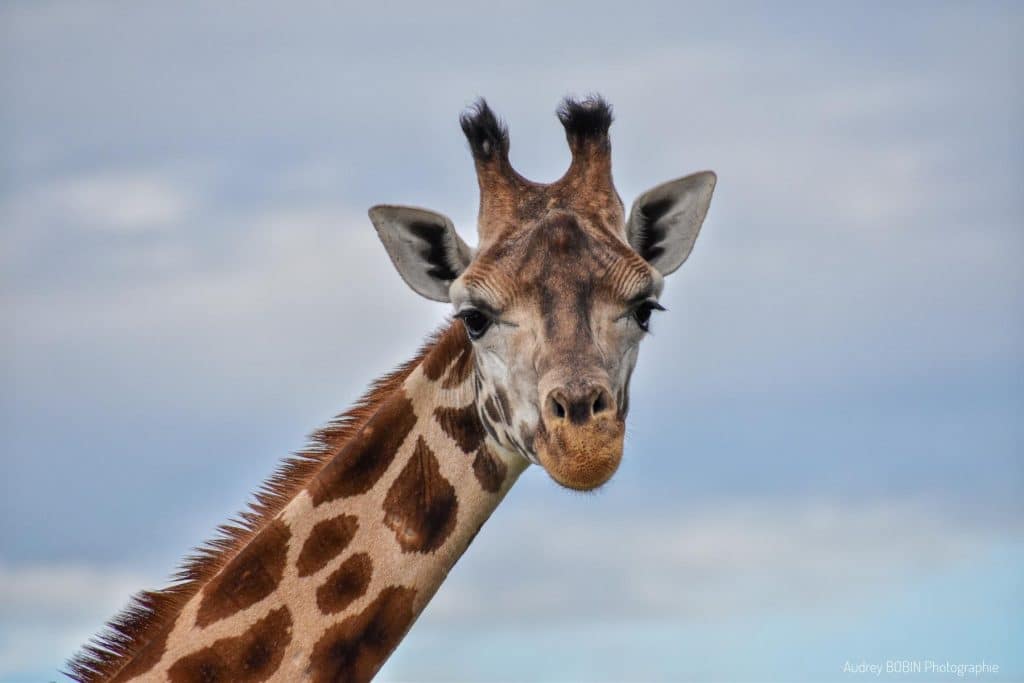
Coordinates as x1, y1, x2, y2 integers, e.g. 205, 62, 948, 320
370, 96, 715, 491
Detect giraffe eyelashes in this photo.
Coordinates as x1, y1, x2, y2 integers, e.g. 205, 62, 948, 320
455, 309, 493, 340
457, 302, 662, 337
632, 301, 666, 332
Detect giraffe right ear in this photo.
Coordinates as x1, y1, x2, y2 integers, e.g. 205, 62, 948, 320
369, 205, 474, 302
625, 171, 716, 276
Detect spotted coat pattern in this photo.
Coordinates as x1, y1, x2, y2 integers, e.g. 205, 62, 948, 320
74, 324, 526, 683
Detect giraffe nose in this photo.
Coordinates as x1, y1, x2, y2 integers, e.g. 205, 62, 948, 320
544, 383, 615, 426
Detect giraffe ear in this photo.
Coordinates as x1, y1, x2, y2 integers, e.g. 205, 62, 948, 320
625, 171, 716, 276
369, 205, 474, 302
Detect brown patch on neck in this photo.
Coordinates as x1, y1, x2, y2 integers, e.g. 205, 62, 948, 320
383, 436, 458, 553
421, 323, 471, 381
196, 520, 291, 628
68, 323, 471, 683
482, 394, 501, 423
316, 553, 373, 615
441, 341, 475, 388
297, 514, 359, 577
473, 443, 508, 493
309, 585, 417, 683
167, 606, 292, 683
434, 404, 486, 453
308, 392, 417, 505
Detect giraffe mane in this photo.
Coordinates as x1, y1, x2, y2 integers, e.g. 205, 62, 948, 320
65, 322, 461, 683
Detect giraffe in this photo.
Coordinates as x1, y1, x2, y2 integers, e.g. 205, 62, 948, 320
68, 95, 716, 682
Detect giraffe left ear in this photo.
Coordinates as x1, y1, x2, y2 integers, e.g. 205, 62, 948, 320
625, 171, 717, 276
369, 205, 474, 302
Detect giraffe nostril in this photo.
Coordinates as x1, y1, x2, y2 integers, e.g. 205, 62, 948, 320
546, 386, 614, 425
548, 394, 568, 420
592, 391, 608, 416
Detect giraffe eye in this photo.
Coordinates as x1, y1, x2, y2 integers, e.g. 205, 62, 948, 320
632, 301, 665, 332
456, 309, 492, 340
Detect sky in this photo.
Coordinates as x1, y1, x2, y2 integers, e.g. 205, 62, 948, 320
1, 1, 1022, 681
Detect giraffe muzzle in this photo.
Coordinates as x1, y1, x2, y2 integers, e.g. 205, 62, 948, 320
536, 382, 625, 490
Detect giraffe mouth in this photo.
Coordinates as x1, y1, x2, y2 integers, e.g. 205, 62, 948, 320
534, 416, 625, 491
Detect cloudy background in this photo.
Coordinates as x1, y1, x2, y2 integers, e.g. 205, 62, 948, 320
1, 1, 1021, 681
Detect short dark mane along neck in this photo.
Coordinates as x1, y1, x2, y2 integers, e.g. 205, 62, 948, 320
68, 321, 523, 683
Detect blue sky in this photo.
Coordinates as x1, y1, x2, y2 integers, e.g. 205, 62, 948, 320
1, 1, 1022, 681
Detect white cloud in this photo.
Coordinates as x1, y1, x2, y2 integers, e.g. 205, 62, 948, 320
425, 498, 1018, 623
55, 173, 192, 233
3, 172, 193, 237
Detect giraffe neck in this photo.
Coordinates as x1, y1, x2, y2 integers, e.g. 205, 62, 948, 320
70, 322, 528, 683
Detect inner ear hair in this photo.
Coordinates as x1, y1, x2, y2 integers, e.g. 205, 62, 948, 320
631, 196, 675, 263
407, 220, 463, 283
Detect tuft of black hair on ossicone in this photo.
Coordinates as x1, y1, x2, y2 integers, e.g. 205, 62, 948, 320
557, 94, 614, 146
459, 98, 510, 161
